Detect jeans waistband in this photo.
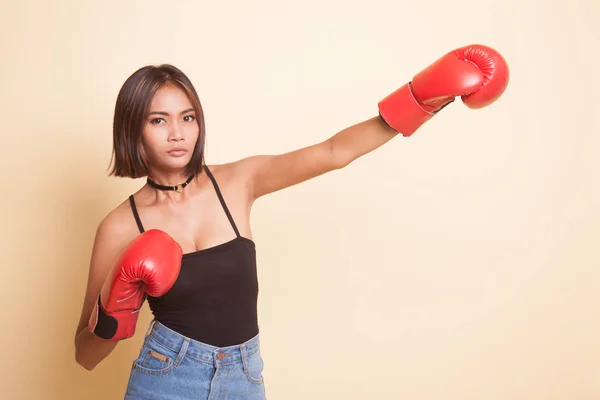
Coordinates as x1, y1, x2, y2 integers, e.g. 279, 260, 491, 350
143, 319, 261, 367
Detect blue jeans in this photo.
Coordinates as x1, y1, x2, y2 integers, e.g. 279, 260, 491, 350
124, 320, 267, 399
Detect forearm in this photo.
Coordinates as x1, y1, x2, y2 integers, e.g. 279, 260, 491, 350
75, 327, 118, 371
330, 116, 399, 167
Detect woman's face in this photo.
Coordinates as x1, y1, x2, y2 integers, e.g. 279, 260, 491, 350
141, 83, 200, 174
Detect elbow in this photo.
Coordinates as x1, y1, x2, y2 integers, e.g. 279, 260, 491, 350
78, 361, 96, 372
328, 138, 353, 170
334, 151, 355, 170
74, 331, 99, 371
75, 348, 97, 371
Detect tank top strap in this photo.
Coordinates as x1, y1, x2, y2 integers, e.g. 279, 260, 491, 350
203, 165, 241, 238
128, 195, 145, 234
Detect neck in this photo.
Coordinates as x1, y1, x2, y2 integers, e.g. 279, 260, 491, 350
146, 168, 189, 185
146, 169, 195, 194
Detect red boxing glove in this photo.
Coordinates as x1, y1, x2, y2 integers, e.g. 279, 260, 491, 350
378, 44, 510, 136
88, 229, 182, 340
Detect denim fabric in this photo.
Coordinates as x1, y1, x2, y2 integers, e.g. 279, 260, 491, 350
124, 320, 266, 399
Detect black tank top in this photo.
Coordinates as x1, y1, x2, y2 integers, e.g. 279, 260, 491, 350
129, 166, 259, 347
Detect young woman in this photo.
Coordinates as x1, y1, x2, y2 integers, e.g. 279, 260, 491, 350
74, 44, 509, 399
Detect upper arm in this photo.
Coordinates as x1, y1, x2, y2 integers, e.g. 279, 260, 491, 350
241, 138, 342, 200
74, 207, 137, 338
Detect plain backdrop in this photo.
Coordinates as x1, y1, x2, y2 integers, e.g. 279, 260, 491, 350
1, 0, 599, 399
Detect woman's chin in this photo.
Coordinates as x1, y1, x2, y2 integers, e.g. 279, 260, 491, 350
155, 157, 192, 172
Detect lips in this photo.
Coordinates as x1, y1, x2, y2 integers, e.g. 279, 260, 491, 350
167, 147, 188, 157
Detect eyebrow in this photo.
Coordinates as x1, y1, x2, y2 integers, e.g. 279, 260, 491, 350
148, 108, 195, 116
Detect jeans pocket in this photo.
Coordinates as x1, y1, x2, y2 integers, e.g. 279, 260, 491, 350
132, 337, 178, 376
243, 350, 264, 384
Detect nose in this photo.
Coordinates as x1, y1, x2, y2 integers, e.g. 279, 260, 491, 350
168, 121, 184, 141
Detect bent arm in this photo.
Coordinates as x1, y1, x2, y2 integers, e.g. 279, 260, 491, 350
73, 210, 135, 370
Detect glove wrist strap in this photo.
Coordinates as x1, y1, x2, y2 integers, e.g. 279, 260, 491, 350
377, 82, 435, 137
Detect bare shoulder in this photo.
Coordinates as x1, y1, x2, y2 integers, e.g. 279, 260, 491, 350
96, 198, 140, 246
206, 157, 257, 181
90, 198, 142, 275
205, 159, 258, 202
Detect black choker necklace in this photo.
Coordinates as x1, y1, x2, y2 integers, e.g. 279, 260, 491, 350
147, 175, 194, 193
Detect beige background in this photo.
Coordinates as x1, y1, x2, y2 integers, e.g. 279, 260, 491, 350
1, 0, 599, 399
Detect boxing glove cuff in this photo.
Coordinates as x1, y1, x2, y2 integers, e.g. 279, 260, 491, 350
377, 82, 435, 137
89, 295, 118, 339
88, 295, 144, 340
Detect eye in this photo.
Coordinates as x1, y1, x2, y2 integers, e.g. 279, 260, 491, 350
183, 115, 196, 122
150, 117, 165, 125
